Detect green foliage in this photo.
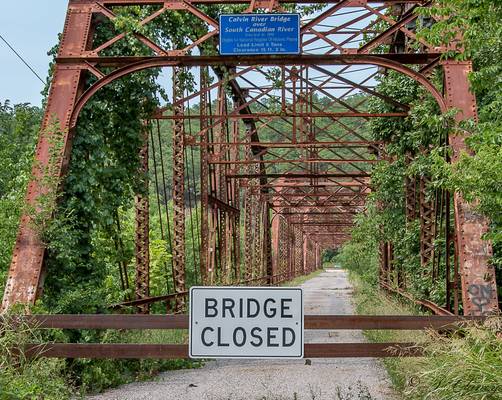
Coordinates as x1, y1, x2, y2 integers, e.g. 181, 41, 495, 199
339, 0, 502, 307
407, 318, 502, 400
321, 248, 337, 264
1, 1, 501, 396
0, 312, 73, 399
69, 329, 198, 394
339, 5, 502, 397
348, 272, 427, 394
418, 0, 502, 62
10, 6, 210, 395
350, 274, 502, 400
336, 204, 380, 284
352, 272, 502, 400
419, 0, 502, 294
0, 102, 41, 297
41, 7, 163, 314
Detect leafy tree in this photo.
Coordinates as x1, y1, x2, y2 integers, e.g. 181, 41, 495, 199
0, 101, 41, 295
338, 0, 502, 307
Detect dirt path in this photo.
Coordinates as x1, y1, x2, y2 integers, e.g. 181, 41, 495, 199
88, 269, 398, 400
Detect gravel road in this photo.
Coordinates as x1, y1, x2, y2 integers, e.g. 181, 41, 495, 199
88, 269, 398, 400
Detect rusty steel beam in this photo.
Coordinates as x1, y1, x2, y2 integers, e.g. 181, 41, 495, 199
405, 172, 417, 222
230, 99, 241, 284
381, 282, 453, 316
271, 201, 366, 206
158, 112, 408, 119
6, 0, 497, 322
171, 67, 186, 312
443, 61, 498, 315
215, 83, 230, 285
263, 203, 273, 285
271, 211, 281, 281
208, 195, 240, 214
74, 0, 424, 5
252, 197, 261, 279
264, 193, 368, 198
279, 212, 358, 215
210, 158, 377, 165
271, 207, 365, 212
293, 224, 303, 276
287, 218, 355, 223
254, 182, 369, 188
1, 6, 94, 311
199, 68, 209, 285
358, 4, 422, 54
24, 342, 421, 359
243, 189, 254, 281
279, 217, 291, 280
58, 54, 442, 70
24, 313, 481, 330
135, 128, 150, 314
190, 141, 382, 148
301, 233, 351, 237
292, 222, 353, 227
227, 173, 371, 179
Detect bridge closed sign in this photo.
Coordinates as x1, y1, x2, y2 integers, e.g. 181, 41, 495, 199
189, 287, 303, 359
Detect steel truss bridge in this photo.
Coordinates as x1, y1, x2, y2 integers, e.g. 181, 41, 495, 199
1, 0, 498, 323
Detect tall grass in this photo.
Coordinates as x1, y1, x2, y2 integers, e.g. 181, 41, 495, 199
68, 327, 199, 394
406, 317, 502, 400
0, 311, 200, 397
348, 272, 502, 400
0, 312, 73, 399
348, 272, 429, 392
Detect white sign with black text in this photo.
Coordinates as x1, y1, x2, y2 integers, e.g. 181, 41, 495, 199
189, 287, 303, 359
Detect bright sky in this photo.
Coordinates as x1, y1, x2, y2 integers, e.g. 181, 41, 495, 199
0, 1, 69, 107
0, 2, 376, 108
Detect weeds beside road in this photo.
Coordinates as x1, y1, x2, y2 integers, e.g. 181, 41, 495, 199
349, 272, 502, 400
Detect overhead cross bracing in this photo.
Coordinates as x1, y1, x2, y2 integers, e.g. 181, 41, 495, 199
1, 0, 498, 316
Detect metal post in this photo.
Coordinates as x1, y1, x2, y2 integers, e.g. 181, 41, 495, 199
216, 86, 228, 284
443, 60, 498, 315
264, 203, 273, 285
231, 107, 241, 282
243, 139, 254, 282
135, 127, 150, 314
445, 190, 452, 311
199, 68, 209, 285
2, 6, 94, 311
172, 67, 186, 312
294, 225, 303, 276
271, 213, 281, 281
253, 190, 262, 279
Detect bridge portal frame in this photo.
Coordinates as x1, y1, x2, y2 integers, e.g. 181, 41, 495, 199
1, 0, 498, 316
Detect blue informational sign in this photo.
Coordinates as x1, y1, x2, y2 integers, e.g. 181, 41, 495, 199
219, 13, 300, 55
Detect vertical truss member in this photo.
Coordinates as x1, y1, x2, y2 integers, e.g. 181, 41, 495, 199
443, 61, 498, 315
199, 68, 210, 285
172, 66, 186, 312
135, 127, 150, 314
